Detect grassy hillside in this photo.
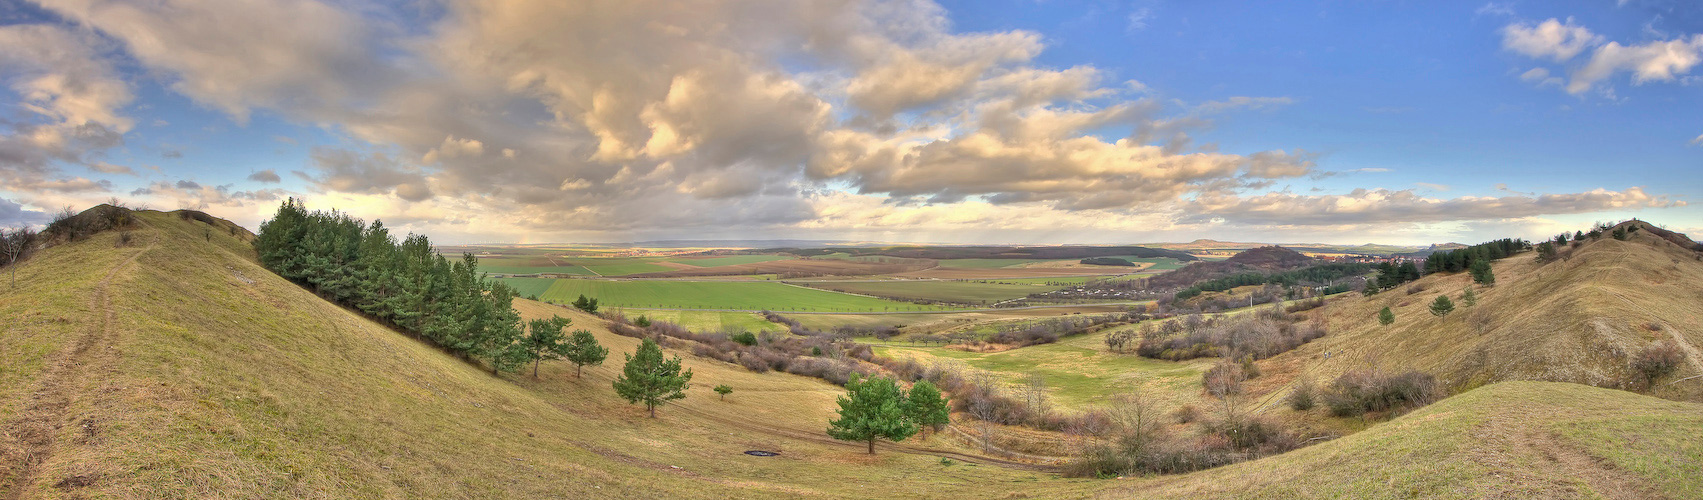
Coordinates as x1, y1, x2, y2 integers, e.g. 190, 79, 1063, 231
3, 209, 1698, 499
1277, 223, 1703, 403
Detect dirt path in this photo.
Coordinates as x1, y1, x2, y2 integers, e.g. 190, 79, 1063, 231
1, 237, 151, 500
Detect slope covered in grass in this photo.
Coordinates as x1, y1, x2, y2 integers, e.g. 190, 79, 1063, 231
3, 209, 1698, 500
1281, 222, 1703, 403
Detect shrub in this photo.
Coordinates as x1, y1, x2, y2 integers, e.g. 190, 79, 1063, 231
1172, 405, 1200, 424
1287, 379, 1316, 411
1632, 340, 1684, 386
1321, 369, 1440, 418
1202, 361, 1244, 396
730, 331, 758, 346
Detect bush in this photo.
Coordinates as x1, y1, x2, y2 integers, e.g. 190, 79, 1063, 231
1287, 379, 1315, 411
1172, 405, 1200, 424
1202, 361, 1244, 396
730, 331, 758, 346
1632, 340, 1684, 386
1321, 369, 1440, 418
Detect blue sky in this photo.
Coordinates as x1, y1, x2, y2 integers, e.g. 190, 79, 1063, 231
0, 0, 1699, 245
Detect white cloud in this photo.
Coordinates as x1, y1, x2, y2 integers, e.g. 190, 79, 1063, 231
1690, 134, 1703, 146
1501, 18, 1600, 62
1501, 17, 1703, 95
1126, 8, 1152, 32
1475, 3, 1514, 18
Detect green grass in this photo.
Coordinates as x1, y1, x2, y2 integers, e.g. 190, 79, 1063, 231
534, 279, 952, 312
872, 325, 1212, 410
936, 258, 1050, 269
666, 255, 794, 267
794, 280, 1074, 304
614, 309, 784, 333
494, 277, 557, 299
473, 256, 594, 275
562, 257, 675, 276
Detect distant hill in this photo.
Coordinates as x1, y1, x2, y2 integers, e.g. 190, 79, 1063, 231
1147, 246, 1316, 289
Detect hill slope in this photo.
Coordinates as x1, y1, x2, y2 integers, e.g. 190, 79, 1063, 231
1276, 223, 1703, 403
1, 209, 1698, 499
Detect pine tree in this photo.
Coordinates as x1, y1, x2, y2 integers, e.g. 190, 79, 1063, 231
1460, 287, 1477, 307
1469, 259, 1495, 286
714, 384, 733, 401
827, 374, 918, 454
572, 294, 599, 313
612, 338, 692, 417
518, 316, 573, 378
904, 380, 950, 438
1378, 306, 1395, 326
1429, 295, 1455, 318
564, 329, 608, 378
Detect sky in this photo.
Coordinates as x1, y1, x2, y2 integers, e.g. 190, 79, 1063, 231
0, 0, 1699, 246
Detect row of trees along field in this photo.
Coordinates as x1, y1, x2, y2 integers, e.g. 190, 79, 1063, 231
1367, 238, 1524, 293
1172, 262, 1371, 301
253, 198, 604, 374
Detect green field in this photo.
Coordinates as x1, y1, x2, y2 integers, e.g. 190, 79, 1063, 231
935, 258, 1050, 269
611, 309, 784, 333
545, 257, 671, 276
872, 325, 1213, 410
666, 255, 794, 267
794, 280, 1073, 304
497, 277, 558, 298
528, 279, 953, 312
474, 256, 595, 275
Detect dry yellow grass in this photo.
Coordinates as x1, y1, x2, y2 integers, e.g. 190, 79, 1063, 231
3, 211, 1698, 499
1262, 225, 1703, 405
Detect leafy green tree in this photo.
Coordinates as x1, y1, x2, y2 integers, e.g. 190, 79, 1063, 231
1378, 307, 1395, 326
572, 294, 599, 313
518, 316, 573, 378
634, 315, 651, 327
827, 374, 918, 454
1429, 295, 1455, 318
1469, 259, 1495, 286
714, 384, 733, 401
563, 329, 609, 378
1460, 288, 1477, 307
904, 380, 950, 437
613, 338, 692, 418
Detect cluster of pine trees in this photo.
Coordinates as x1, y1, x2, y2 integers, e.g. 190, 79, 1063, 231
827, 375, 951, 454
253, 199, 603, 374
1173, 262, 1372, 301
1421, 238, 1525, 274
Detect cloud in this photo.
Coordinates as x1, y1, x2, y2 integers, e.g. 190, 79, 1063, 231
1181, 187, 1681, 226
1127, 8, 1152, 32
305, 147, 433, 202
1474, 3, 1514, 18
1415, 182, 1450, 191
1501, 18, 1703, 95
1344, 167, 1392, 173
1567, 35, 1703, 94
130, 179, 286, 211
0, 24, 132, 193
161, 149, 183, 159
0, 197, 51, 226
1519, 67, 1564, 87
1195, 96, 1295, 114
1501, 18, 1600, 62
13, 0, 1683, 240
88, 162, 133, 175
247, 169, 282, 183
33, 0, 395, 123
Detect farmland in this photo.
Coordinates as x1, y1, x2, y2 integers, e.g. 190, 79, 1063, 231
502, 278, 956, 312
791, 279, 1076, 304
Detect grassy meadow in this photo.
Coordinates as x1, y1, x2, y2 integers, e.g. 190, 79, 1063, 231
501, 278, 955, 312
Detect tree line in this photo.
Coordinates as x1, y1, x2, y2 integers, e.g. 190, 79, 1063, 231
1421, 238, 1525, 275
1173, 262, 1372, 301
253, 198, 604, 374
